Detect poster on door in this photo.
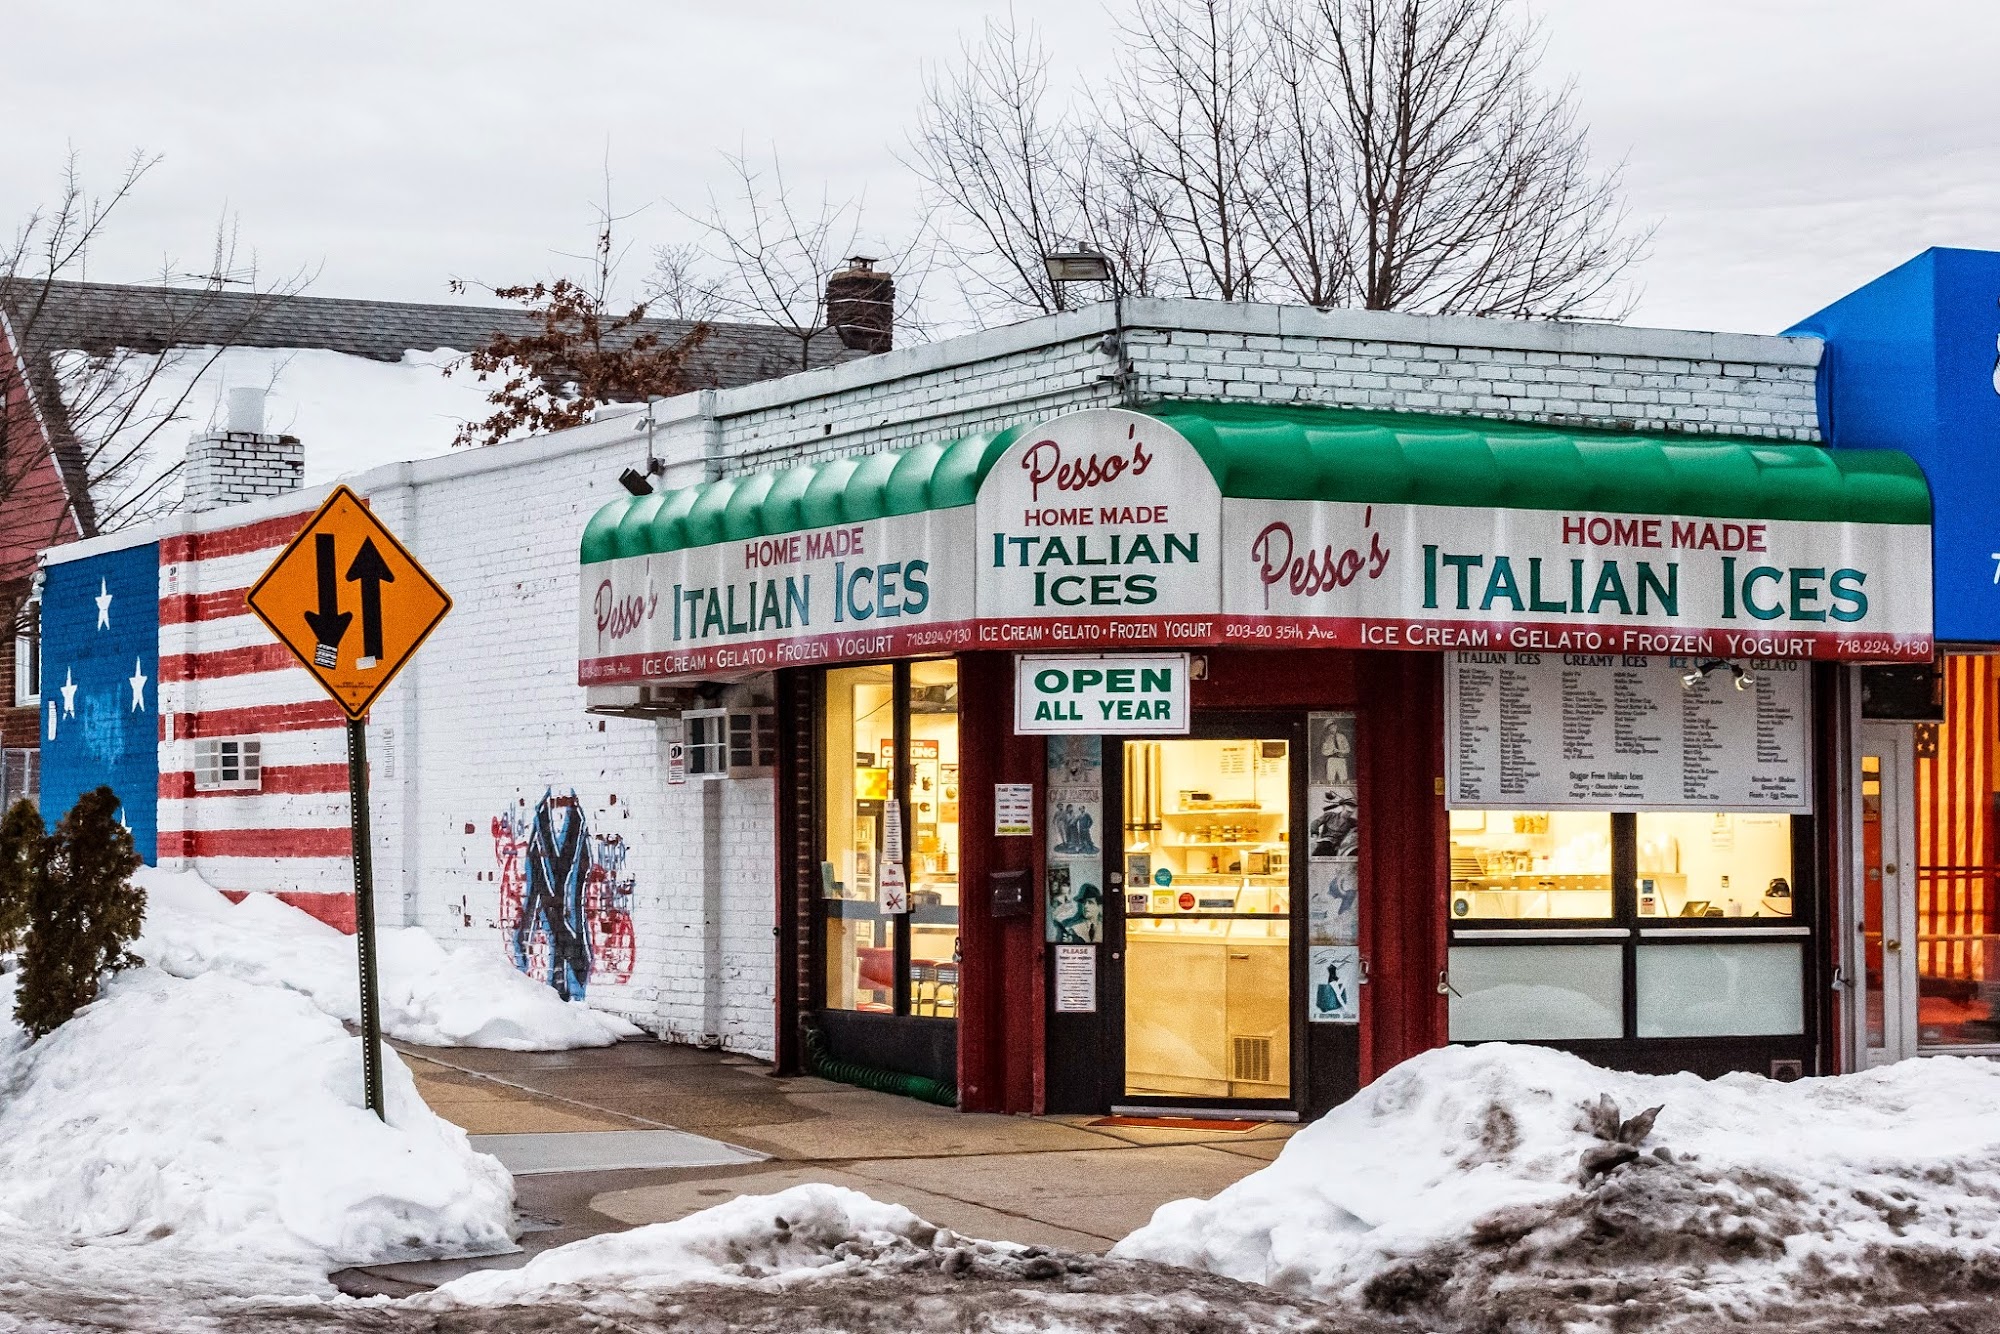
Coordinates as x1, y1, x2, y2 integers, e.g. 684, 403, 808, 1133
1310, 945, 1360, 1023
1309, 859, 1359, 947
1307, 711, 1361, 1024
1047, 735, 1106, 943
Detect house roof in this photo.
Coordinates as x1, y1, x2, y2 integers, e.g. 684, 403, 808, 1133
1, 280, 868, 541
10, 280, 860, 384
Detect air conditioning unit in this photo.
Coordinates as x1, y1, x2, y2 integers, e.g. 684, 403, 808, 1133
683, 707, 777, 779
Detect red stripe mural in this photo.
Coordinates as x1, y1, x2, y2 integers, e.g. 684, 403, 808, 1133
1914, 655, 1997, 1037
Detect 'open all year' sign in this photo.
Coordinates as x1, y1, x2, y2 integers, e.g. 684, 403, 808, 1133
1015, 653, 1189, 734
246, 485, 453, 719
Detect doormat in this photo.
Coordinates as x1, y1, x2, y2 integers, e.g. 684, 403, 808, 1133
1088, 1115, 1262, 1133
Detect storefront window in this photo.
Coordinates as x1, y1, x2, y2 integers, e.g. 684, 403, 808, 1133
1914, 656, 2000, 1048
819, 660, 958, 1019
1448, 811, 1613, 919
1447, 944, 1624, 1041
1447, 809, 1806, 1044
908, 659, 960, 1016
1635, 942, 1804, 1037
822, 665, 895, 1011
1635, 812, 1794, 919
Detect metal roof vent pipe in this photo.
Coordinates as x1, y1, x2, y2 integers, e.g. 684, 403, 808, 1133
826, 257, 894, 355
225, 385, 266, 434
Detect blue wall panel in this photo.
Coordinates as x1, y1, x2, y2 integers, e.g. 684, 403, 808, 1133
1790, 247, 2000, 644
38, 546, 160, 860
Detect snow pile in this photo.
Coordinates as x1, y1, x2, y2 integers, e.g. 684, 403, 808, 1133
426, 1185, 988, 1308
0, 967, 514, 1287
1116, 1044, 2000, 1329
135, 867, 638, 1049
418, 1185, 1355, 1332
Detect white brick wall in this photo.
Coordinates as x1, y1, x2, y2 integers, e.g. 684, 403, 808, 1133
43, 298, 1824, 1063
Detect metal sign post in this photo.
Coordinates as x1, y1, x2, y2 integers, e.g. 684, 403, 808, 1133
246, 485, 452, 1122
346, 717, 385, 1118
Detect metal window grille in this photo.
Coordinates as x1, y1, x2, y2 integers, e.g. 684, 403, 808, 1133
0, 748, 36, 810
193, 738, 262, 792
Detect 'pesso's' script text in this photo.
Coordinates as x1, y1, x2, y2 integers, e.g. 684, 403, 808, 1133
1021, 430, 1153, 503
1250, 511, 1391, 610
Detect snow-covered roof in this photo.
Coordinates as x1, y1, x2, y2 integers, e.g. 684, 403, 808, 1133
7, 280, 867, 532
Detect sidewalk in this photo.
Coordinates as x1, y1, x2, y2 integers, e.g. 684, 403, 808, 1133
338, 1037, 1291, 1294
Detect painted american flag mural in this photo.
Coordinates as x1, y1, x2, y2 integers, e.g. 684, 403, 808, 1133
42, 506, 359, 931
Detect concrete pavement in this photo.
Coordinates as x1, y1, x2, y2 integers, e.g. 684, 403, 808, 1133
339, 1037, 1291, 1293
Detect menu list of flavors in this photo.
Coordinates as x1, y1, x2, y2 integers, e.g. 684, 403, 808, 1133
1445, 652, 1811, 813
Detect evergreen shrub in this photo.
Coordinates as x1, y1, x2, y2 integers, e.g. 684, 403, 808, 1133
14, 786, 145, 1038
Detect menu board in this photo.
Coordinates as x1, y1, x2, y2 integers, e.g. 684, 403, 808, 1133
1445, 653, 1811, 813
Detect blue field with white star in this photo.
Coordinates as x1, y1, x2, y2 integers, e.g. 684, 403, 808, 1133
40, 545, 160, 859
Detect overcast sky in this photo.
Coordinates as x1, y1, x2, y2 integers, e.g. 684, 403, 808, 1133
5, 0, 1999, 338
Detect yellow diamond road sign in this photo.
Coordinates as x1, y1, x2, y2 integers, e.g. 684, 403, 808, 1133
246, 485, 452, 720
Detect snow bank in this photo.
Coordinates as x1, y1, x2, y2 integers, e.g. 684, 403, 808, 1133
136, 866, 639, 1049
0, 967, 514, 1286
1115, 1044, 2000, 1328
423, 1185, 1019, 1310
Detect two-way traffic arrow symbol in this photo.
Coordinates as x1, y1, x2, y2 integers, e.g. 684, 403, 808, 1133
304, 533, 351, 668
345, 537, 395, 666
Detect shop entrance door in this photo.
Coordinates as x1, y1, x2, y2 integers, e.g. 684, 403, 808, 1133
1115, 731, 1299, 1110
1857, 724, 1919, 1065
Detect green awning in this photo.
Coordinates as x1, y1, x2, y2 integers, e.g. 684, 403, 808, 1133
580, 401, 1932, 564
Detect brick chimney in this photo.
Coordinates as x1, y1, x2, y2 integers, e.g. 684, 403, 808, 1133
182, 387, 303, 512
826, 257, 894, 354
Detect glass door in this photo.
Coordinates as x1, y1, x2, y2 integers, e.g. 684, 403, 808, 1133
1858, 723, 1918, 1065
1120, 736, 1293, 1104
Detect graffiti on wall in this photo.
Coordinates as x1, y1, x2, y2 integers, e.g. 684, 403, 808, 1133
492, 789, 636, 999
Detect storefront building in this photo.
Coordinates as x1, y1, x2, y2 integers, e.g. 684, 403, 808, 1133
32, 293, 1931, 1114
582, 398, 1931, 1116
1793, 247, 2000, 1070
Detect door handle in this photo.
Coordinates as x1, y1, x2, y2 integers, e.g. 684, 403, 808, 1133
1885, 864, 1898, 875
1886, 939, 1902, 952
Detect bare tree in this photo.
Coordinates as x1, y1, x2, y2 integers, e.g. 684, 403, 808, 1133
1252, 0, 1354, 308
1298, 0, 1644, 315
646, 241, 732, 323
908, 15, 1171, 319
0, 151, 308, 629
664, 147, 938, 364
676, 150, 863, 371
908, 0, 1643, 322
907, 15, 1086, 318
448, 193, 714, 447
1107, 0, 1270, 302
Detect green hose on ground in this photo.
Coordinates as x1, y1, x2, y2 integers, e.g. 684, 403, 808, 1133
800, 1020, 959, 1108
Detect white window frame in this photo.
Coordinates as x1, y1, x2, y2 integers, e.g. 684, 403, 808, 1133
192, 737, 263, 792
682, 707, 776, 779
12, 596, 38, 709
